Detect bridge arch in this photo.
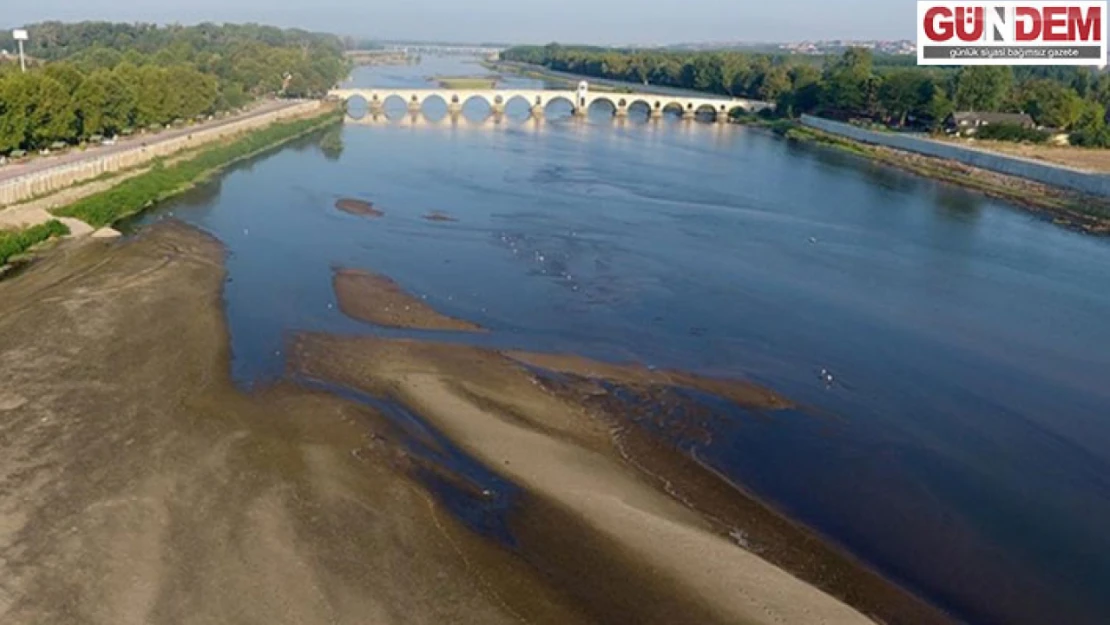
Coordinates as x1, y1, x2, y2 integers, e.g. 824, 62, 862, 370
626, 99, 651, 120
694, 103, 719, 119
727, 103, 750, 116
420, 94, 449, 119
503, 95, 533, 120
661, 102, 685, 117
380, 94, 409, 118
587, 96, 618, 116
543, 95, 576, 118
461, 94, 493, 118
343, 94, 370, 119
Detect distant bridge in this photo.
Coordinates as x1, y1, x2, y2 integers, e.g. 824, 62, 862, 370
379, 43, 503, 56
329, 81, 773, 122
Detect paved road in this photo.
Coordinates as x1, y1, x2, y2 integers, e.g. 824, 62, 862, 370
0, 99, 305, 185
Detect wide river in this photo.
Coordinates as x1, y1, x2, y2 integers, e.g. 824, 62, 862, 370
135, 57, 1110, 624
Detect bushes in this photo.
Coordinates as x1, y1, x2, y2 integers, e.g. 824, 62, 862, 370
0, 220, 70, 265
974, 123, 1050, 143
1070, 126, 1110, 147
56, 111, 340, 227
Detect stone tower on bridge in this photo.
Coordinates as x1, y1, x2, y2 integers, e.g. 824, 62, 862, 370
576, 81, 589, 117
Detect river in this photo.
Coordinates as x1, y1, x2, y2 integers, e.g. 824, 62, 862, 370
133, 56, 1110, 624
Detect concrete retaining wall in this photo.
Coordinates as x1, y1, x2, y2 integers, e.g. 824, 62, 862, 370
799, 115, 1110, 197
0, 101, 323, 208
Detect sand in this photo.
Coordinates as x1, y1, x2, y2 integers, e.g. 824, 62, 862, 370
0, 222, 950, 625
0, 223, 587, 625
292, 336, 950, 625
505, 350, 791, 410
333, 267, 485, 332
423, 211, 458, 222
335, 198, 383, 217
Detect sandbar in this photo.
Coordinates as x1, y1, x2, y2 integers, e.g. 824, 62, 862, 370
333, 267, 485, 332
335, 197, 383, 217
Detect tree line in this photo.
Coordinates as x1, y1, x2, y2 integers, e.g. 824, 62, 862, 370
501, 44, 1110, 146
0, 22, 348, 154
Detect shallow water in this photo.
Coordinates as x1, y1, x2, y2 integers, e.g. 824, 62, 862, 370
135, 57, 1110, 624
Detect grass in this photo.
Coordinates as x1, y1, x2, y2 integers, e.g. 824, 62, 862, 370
437, 76, 498, 89
0, 220, 70, 265
55, 109, 340, 227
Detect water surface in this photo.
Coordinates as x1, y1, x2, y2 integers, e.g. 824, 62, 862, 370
137, 57, 1110, 625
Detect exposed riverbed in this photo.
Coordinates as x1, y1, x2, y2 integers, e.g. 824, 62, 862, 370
5, 55, 1110, 624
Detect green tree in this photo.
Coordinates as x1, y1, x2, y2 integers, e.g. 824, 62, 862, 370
72, 74, 108, 137
0, 76, 31, 152
820, 48, 874, 114
29, 76, 77, 145
926, 90, 955, 129
1069, 100, 1110, 146
628, 54, 650, 85
73, 70, 135, 137
878, 70, 944, 126
719, 54, 750, 96
134, 65, 171, 126
954, 66, 1013, 111
1020, 80, 1084, 129
44, 63, 85, 95
758, 66, 792, 102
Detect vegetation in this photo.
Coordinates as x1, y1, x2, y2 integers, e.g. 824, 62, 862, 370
319, 125, 344, 161
55, 109, 340, 227
501, 44, 1110, 145
436, 77, 498, 89
0, 219, 69, 265
0, 22, 348, 154
974, 123, 1051, 143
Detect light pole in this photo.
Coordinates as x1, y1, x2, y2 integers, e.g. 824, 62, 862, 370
12, 29, 27, 73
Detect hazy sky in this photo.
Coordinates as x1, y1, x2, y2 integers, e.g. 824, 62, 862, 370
4, 0, 915, 44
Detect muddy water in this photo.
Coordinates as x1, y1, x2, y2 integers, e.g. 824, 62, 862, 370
130, 56, 1110, 624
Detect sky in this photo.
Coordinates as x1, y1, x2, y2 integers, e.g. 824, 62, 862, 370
3, 0, 916, 45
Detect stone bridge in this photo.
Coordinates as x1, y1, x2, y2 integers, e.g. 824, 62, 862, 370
330, 81, 772, 122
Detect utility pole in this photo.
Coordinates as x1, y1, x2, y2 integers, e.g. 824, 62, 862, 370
12, 29, 28, 73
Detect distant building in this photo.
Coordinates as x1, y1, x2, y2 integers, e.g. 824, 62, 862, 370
946, 111, 1036, 135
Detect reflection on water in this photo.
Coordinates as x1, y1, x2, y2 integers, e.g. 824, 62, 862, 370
133, 57, 1110, 625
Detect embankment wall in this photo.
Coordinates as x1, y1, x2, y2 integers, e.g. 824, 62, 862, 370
799, 114, 1110, 197
0, 101, 324, 207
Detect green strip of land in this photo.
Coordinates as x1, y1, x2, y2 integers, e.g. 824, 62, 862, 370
436, 76, 499, 89
0, 220, 70, 266
55, 108, 341, 227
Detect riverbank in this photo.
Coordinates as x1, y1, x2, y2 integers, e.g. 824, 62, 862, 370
484, 60, 644, 94
55, 106, 340, 228
493, 60, 1110, 232
0, 217, 944, 624
762, 120, 1110, 234
0, 105, 339, 275
0, 219, 68, 267
0, 222, 577, 625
